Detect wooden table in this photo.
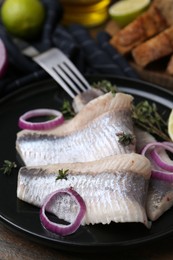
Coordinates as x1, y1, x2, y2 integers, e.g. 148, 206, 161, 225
1, 222, 173, 260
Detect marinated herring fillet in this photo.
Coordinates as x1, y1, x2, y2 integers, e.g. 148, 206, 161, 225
147, 179, 173, 221
16, 92, 135, 166
135, 128, 173, 221
17, 153, 151, 227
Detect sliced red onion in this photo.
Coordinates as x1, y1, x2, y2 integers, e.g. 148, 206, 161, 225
141, 142, 173, 156
163, 141, 173, 148
0, 39, 8, 78
18, 108, 64, 130
150, 148, 173, 171
141, 142, 173, 182
40, 188, 86, 236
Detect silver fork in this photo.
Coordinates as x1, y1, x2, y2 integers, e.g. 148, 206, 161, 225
33, 48, 91, 98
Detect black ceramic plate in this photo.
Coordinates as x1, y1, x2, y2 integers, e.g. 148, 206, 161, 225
0, 75, 173, 253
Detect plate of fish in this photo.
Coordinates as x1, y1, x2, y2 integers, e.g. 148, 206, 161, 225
0, 75, 173, 252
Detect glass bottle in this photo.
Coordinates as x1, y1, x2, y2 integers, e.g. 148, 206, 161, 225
60, 0, 112, 27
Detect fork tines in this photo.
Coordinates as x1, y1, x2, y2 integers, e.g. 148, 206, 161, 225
33, 48, 91, 98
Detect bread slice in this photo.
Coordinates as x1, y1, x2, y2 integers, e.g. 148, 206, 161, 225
132, 26, 173, 67
110, 5, 167, 54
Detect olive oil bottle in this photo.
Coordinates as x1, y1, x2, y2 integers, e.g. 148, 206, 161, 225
60, 0, 112, 27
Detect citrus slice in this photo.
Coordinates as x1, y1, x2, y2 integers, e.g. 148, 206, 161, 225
108, 0, 151, 27
168, 109, 173, 141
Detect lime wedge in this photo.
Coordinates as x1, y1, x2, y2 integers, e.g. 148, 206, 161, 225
168, 109, 173, 141
109, 0, 151, 27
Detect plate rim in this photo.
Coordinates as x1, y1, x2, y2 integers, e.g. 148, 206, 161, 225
1, 74, 173, 105
0, 75, 173, 252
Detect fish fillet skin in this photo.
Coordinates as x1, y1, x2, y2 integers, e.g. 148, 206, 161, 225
135, 127, 156, 153
17, 153, 151, 227
16, 92, 135, 166
135, 128, 173, 221
147, 179, 173, 221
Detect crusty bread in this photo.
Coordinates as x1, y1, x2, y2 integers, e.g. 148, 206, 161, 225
153, 0, 173, 26
110, 3, 168, 54
109, 0, 173, 70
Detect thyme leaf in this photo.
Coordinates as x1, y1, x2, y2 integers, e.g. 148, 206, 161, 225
117, 132, 135, 146
0, 160, 17, 175
132, 100, 170, 141
61, 100, 75, 119
56, 169, 69, 181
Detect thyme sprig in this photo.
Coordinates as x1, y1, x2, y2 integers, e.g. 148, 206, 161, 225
61, 100, 75, 119
56, 169, 69, 181
0, 160, 17, 175
132, 100, 170, 141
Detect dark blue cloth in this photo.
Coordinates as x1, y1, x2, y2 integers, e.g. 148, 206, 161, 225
0, 0, 139, 98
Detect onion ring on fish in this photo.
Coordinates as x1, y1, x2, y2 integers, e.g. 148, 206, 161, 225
18, 108, 64, 130
40, 188, 86, 236
141, 142, 173, 182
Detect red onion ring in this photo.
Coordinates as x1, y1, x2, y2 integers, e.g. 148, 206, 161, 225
18, 108, 64, 130
141, 142, 173, 182
141, 142, 173, 156
163, 141, 173, 148
150, 148, 173, 171
40, 188, 86, 236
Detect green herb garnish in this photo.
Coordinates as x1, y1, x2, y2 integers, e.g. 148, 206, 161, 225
132, 100, 170, 141
0, 160, 17, 175
56, 169, 69, 181
92, 80, 117, 95
117, 132, 135, 146
61, 100, 75, 119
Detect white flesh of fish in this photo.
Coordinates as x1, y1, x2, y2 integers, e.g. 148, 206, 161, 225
16, 92, 135, 166
17, 153, 151, 228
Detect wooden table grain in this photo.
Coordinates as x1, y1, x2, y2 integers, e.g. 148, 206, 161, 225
1, 221, 173, 260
